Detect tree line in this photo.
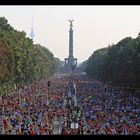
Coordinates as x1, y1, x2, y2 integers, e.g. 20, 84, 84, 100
0, 17, 60, 96
85, 35, 140, 90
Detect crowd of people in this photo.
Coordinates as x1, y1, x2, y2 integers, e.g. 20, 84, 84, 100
60, 81, 88, 135
0, 74, 140, 135
0, 76, 67, 135
76, 76, 140, 135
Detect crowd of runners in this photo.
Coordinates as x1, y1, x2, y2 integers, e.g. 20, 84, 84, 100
76, 76, 140, 135
0, 74, 140, 135
0, 76, 67, 135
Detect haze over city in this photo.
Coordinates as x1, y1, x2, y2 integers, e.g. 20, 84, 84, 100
0, 5, 140, 63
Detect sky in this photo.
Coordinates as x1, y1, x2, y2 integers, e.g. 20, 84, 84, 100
0, 6, 140, 63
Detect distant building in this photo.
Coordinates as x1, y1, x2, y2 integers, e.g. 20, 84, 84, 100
30, 14, 35, 40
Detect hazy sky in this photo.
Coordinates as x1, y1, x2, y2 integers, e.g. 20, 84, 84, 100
0, 6, 140, 63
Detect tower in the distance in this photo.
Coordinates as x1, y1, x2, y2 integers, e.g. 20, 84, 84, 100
64, 20, 77, 71
30, 14, 35, 40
